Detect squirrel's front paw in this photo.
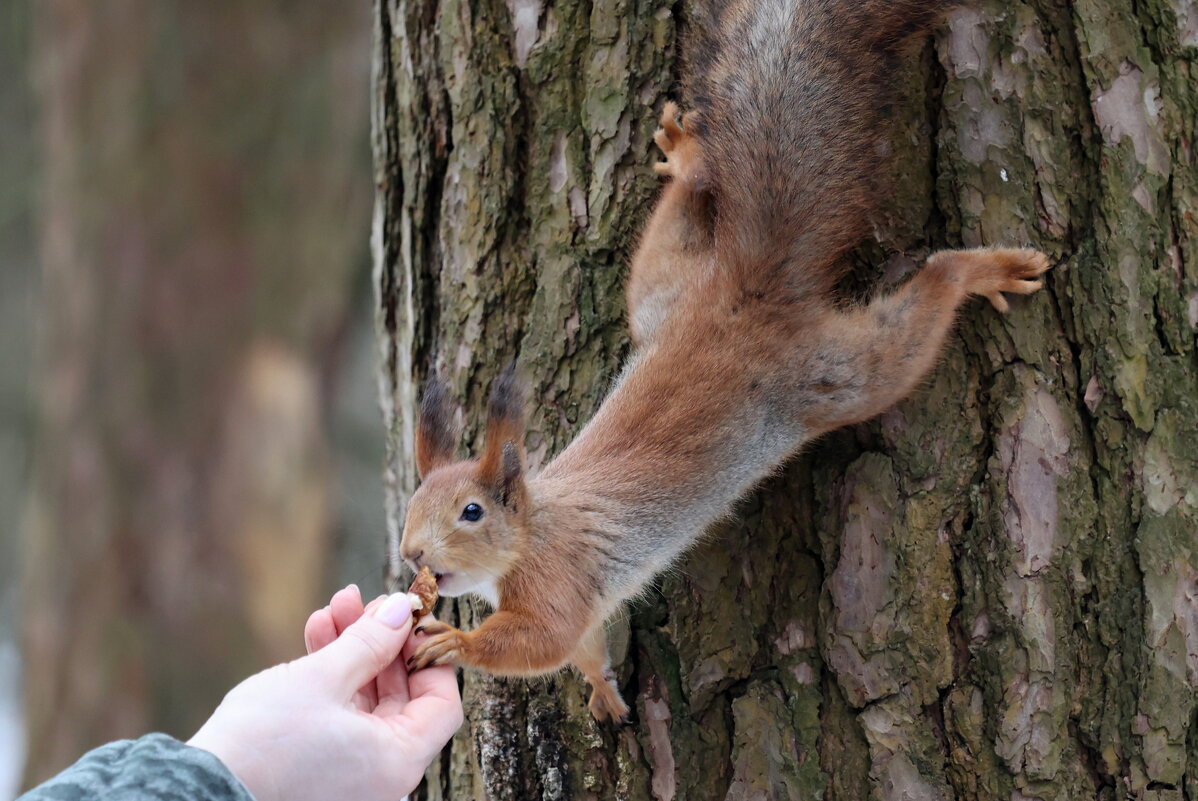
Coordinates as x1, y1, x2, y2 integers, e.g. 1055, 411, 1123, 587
407, 623, 468, 670
653, 101, 706, 189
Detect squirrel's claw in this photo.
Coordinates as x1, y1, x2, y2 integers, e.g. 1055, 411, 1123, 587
413, 619, 452, 637
407, 627, 467, 670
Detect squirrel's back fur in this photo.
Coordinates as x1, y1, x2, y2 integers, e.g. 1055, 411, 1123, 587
688, 0, 962, 298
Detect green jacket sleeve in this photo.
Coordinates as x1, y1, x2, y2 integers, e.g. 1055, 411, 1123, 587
17, 733, 256, 801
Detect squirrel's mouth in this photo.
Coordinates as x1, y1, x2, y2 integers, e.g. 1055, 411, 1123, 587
433, 571, 450, 586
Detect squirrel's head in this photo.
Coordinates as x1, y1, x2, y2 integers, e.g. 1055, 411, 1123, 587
399, 366, 530, 597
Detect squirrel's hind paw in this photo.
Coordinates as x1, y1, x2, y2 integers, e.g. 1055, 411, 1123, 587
587, 679, 631, 725
981, 248, 1051, 312
930, 247, 1052, 313
652, 102, 706, 188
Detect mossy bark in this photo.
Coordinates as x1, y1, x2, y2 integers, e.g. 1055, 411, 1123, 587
372, 0, 1198, 798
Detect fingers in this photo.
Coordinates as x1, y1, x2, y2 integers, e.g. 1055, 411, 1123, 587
395, 674, 464, 755
304, 586, 382, 710
304, 585, 367, 653
374, 649, 411, 707
305, 585, 366, 654
305, 593, 415, 698
352, 593, 387, 709
304, 607, 336, 654
329, 584, 367, 635
392, 626, 463, 747
364, 594, 388, 615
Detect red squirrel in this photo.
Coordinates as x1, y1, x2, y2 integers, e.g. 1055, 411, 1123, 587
400, 0, 1051, 723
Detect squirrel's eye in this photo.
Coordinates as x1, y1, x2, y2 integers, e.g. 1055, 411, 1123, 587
460, 503, 484, 522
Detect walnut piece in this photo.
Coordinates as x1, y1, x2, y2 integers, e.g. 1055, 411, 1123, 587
407, 565, 439, 620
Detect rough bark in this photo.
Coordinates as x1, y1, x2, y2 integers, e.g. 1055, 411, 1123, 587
22, 0, 371, 785
372, 0, 1198, 798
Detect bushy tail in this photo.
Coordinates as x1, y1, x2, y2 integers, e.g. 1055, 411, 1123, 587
684, 0, 962, 299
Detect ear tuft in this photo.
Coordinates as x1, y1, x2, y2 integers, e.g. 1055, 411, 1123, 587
479, 364, 527, 508
415, 376, 460, 480
500, 441, 523, 507
486, 363, 524, 430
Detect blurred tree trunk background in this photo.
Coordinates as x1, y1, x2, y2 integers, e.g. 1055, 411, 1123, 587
19, 0, 379, 787
373, 0, 1198, 799
0, 0, 37, 796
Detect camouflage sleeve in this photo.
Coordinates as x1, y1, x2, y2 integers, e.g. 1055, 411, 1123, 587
17, 733, 256, 801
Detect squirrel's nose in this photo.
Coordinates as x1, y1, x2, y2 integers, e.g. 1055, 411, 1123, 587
404, 549, 425, 569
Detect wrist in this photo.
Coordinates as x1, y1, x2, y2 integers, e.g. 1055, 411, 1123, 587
187, 729, 277, 801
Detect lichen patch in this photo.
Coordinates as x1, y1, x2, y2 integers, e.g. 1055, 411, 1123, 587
643, 678, 676, 801
506, 0, 542, 67
998, 386, 1070, 577
1174, 0, 1198, 47
1091, 64, 1170, 177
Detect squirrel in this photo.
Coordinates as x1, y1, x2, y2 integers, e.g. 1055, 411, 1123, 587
400, 0, 1051, 723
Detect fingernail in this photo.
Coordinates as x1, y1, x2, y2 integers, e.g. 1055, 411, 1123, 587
346, 583, 360, 598
375, 593, 412, 628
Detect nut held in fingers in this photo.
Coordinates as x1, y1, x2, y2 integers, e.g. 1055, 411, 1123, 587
407, 565, 439, 620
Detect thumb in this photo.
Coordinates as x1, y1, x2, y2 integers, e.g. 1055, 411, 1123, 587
306, 592, 414, 697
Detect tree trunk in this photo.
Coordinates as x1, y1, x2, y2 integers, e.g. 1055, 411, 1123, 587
372, 0, 1198, 798
1, 0, 37, 793
22, 0, 371, 785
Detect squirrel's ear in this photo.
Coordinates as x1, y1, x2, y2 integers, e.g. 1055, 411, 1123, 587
415, 376, 460, 480
479, 365, 527, 509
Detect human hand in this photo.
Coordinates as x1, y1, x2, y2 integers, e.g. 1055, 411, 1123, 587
188, 585, 463, 801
